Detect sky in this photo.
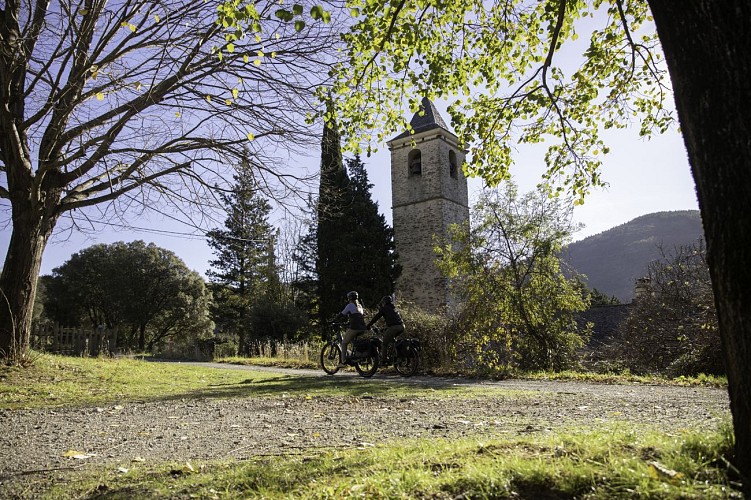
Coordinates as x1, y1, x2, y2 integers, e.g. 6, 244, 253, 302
0, 5, 700, 280
0, 110, 699, 279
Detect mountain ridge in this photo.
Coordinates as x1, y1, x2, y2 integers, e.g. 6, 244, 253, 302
562, 210, 703, 302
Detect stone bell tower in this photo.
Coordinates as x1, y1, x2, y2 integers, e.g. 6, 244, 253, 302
387, 98, 470, 312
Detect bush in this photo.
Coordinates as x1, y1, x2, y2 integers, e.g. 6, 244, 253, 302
364, 301, 455, 373
605, 240, 723, 377
247, 298, 309, 345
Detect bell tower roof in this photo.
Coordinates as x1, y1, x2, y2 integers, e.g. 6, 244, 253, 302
391, 97, 451, 141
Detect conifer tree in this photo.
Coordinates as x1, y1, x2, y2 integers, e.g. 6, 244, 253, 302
313, 124, 398, 322
207, 165, 277, 354
344, 155, 400, 306
315, 123, 352, 321
290, 199, 320, 316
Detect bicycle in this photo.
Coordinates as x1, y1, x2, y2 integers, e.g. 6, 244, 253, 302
371, 325, 421, 377
320, 321, 381, 378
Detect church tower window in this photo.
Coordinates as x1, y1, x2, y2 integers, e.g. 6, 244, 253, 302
408, 149, 422, 176
449, 150, 458, 179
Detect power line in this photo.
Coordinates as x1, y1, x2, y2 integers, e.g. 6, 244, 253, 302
86, 221, 208, 240
85, 220, 271, 243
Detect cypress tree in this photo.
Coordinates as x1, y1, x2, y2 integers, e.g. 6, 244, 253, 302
342, 154, 400, 307
314, 123, 399, 322
316, 122, 352, 321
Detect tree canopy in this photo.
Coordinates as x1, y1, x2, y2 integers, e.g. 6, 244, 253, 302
42, 241, 213, 352
436, 184, 588, 371
326, 0, 668, 202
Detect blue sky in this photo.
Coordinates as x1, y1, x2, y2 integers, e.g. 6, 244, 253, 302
1, 6, 699, 279
1, 115, 698, 279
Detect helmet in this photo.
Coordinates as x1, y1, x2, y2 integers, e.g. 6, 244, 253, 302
347, 291, 359, 301
381, 295, 393, 305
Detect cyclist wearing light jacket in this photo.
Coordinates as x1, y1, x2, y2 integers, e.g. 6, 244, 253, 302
338, 290, 368, 366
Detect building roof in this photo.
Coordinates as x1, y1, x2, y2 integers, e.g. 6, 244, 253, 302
390, 97, 451, 141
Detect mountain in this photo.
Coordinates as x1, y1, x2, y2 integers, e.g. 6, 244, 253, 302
562, 211, 703, 303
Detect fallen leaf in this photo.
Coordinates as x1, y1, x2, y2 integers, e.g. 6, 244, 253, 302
64, 450, 96, 459
648, 461, 683, 481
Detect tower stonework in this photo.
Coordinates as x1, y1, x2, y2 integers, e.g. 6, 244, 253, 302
387, 98, 469, 312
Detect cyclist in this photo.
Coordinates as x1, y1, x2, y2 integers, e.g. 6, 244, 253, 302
337, 291, 368, 367
366, 295, 405, 365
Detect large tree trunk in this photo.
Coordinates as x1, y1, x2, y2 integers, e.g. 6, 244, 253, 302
0, 214, 55, 361
647, 1, 751, 493
0, 126, 61, 360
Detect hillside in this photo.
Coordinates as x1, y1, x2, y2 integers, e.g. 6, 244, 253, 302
562, 210, 703, 302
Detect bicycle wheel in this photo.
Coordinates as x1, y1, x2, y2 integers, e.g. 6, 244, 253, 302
354, 354, 379, 378
394, 346, 419, 377
320, 343, 341, 375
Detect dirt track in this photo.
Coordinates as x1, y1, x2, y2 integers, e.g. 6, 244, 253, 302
0, 363, 730, 498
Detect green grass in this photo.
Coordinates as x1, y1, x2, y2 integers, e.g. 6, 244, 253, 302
0, 353, 519, 410
2, 355, 738, 498
43, 423, 739, 499
516, 369, 727, 388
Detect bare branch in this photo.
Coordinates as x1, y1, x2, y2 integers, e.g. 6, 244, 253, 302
2, 0, 344, 240
59, 161, 190, 212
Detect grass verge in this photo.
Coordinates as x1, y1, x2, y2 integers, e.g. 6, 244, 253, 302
0, 353, 518, 410
43, 422, 739, 499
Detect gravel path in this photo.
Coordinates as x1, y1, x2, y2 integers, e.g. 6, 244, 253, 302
0, 363, 730, 497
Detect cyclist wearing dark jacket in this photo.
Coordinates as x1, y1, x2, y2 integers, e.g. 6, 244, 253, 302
366, 295, 405, 364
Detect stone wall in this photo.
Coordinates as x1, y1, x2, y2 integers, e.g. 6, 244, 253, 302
389, 129, 469, 311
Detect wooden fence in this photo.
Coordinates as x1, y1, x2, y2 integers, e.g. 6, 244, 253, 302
31, 323, 117, 356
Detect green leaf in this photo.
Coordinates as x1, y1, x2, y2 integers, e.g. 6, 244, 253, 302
274, 9, 293, 22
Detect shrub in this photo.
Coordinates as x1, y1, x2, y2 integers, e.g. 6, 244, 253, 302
364, 301, 455, 373
605, 240, 722, 376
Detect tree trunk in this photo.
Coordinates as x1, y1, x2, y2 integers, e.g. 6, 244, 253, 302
647, 1, 751, 493
0, 215, 54, 361
138, 324, 146, 352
